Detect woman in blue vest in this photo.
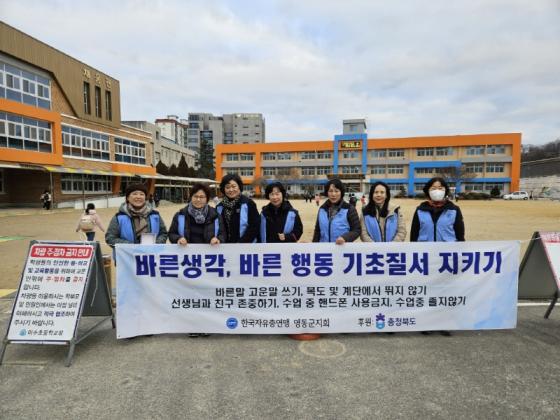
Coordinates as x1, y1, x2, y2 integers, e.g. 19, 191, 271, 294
360, 182, 406, 242
259, 182, 303, 243
168, 183, 225, 246
105, 183, 168, 247
410, 177, 465, 242
312, 178, 361, 244
216, 174, 260, 243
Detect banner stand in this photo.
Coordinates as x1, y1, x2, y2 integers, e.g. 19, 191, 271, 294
518, 232, 560, 318
544, 290, 558, 319
0, 241, 115, 367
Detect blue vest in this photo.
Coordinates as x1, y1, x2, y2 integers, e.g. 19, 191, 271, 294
260, 209, 296, 243
318, 208, 349, 243
217, 202, 249, 237
117, 213, 160, 243
178, 214, 219, 241
417, 209, 457, 242
364, 213, 398, 242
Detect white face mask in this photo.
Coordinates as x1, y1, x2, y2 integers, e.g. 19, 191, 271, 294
429, 189, 446, 201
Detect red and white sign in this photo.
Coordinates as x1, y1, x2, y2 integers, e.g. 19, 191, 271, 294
540, 232, 560, 289
7, 244, 94, 342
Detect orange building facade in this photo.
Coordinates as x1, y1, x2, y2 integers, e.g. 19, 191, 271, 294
216, 132, 521, 197
0, 22, 156, 207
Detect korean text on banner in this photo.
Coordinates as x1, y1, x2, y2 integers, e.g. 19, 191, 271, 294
116, 241, 519, 338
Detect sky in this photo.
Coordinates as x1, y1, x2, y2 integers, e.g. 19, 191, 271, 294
2, 0, 559, 145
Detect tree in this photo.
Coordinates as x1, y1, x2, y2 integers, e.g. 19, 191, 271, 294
196, 137, 215, 179
168, 163, 179, 176
251, 176, 269, 197
435, 165, 477, 194
490, 186, 501, 197
177, 155, 190, 177
522, 138, 560, 162
156, 160, 169, 175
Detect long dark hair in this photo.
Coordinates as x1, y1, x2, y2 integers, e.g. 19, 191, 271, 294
364, 182, 390, 217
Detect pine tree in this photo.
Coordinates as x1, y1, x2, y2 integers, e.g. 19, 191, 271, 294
196, 137, 215, 179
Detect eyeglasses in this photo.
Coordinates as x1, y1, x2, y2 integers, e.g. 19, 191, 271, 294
192, 195, 207, 200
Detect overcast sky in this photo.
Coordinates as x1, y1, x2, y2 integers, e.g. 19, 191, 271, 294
2, 0, 559, 145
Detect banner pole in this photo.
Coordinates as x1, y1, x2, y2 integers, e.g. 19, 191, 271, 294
544, 290, 558, 319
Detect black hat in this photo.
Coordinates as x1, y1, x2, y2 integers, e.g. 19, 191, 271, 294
125, 183, 148, 199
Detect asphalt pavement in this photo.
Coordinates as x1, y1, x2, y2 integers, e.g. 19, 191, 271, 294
0, 298, 559, 420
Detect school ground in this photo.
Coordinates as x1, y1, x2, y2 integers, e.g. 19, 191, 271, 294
0, 199, 559, 419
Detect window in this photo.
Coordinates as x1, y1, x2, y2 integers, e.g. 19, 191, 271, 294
486, 163, 504, 173
342, 151, 359, 159
466, 146, 484, 155
316, 166, 330, 175
262, 168, 276, 176
484, 183, 504, 192
302, 167, 315, 176
416, 148, 434, 157
370, 150, 386, 159
62, 125, 110, 160
387, 164, 404, 174
1, 112, 52, 152
487, 145, 506, 154
369, 165, 385, 175
301, 151, 316, 160
61, 174, 111, 194
225, 154, 238, 161
341, 165, 360, 174
436, 147, 453, 156
83, 82, 91, 114
240, 153, 254, 161
316, 151, 332, 159
414, 183, 425, 192
105, 91, 112, 120
114, 137, 146, 164
415, 167, 436, 175
464, 183, 482, 192
277, 167, 291, 176
226, 168, 238, 175
465, 163, 483, 173
262, 152, 276, 160
277, 152, 292, 160
239, 168, 253, 176
94, 86, 102, 118
388, 149, 405, 158
0, 60, 51, 109
389, 184, 407, 194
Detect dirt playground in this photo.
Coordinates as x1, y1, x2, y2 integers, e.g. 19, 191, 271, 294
0, 198, 558, 290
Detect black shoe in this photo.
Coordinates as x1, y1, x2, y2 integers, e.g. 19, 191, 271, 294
439, 330, 452, 336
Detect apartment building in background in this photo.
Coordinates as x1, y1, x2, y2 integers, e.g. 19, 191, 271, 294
216, 123, 521, 197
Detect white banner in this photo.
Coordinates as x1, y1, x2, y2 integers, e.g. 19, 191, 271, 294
116, 241, 519, 338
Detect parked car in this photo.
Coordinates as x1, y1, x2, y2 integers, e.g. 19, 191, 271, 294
503, 191, 529, 200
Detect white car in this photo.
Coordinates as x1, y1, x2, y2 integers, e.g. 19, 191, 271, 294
503, 191, 529, 200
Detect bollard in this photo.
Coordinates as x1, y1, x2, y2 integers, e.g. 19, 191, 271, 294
102, 254, 115, 307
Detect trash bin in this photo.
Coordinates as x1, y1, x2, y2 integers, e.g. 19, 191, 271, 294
102, 254, 115, 307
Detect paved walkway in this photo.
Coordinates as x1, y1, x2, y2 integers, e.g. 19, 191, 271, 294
0, 299, 559, 419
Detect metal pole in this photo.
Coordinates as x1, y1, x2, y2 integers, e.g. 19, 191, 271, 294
49, 172, 54, 208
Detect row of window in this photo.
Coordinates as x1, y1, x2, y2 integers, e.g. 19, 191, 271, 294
263, 167, 331, 176
225, 153, 254, 161
0, 59, 51, 110
0, 112, 52, 152
62, 125, 110, 160
413, 163, 506, 175
225, 167, 254, 176
224, 145, 509, 162
114, 137, 146, 165
83, 82, 112, 120
61, 174, 112, 194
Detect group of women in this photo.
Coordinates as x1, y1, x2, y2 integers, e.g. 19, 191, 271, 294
104, 174, 465, 248
103, 175, 464, 340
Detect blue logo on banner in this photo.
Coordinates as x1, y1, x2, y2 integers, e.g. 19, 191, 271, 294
19, 329, 27, 336
226, 317, 238, 329
375, 313, 386, 330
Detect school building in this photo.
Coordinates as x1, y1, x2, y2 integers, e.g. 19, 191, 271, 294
0, 22, 204, 208
216, 131, 521, 197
